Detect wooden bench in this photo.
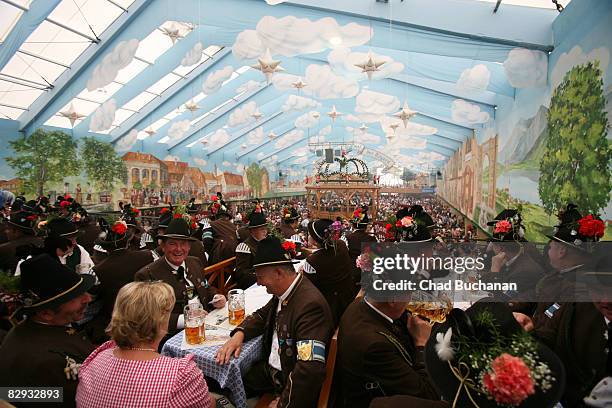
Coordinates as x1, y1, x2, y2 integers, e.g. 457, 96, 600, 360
203, 256, 237, 296
255, 329, 339, 408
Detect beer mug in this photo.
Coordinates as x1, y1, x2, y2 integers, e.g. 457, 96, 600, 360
228, 289, 245, 326
76, 263, 92, 274
184, 304, 206, 345
406, 290, 453, 326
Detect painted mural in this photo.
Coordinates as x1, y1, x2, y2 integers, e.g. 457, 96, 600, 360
438, 0, 612, 242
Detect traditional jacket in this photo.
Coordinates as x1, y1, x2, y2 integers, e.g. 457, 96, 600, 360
134, 256, 216, 333
0, 319, 95, 408
202, 218, 238, 265
234, 236, 258, 289
0, 234, 41, 274
232, 274, 334, 408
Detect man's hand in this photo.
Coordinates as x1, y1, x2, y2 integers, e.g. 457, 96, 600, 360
407, 315, 432, 347
490, 252, 508, 273
215, 331, 245, 364
211, 294, 226, 309
513, 312, 534, 332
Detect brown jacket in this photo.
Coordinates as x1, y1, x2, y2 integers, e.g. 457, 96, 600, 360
337, 299, 438, 408
234, 236, 258, 289
303, 241, 356, 325
203, 218, 238, 265
534, 301, 607, 407
0, 320, 95, 408
232, 274, 334, 408
134, 256, 216, 333
88, 248, 153, 343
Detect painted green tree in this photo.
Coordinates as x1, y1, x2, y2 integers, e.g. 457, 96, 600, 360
539, 61, 611, 215
246, 162, 263, 197
80, 137, 127, 191
6, 129, 80, 196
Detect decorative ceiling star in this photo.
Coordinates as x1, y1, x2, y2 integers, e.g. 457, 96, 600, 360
184, 100, 199, 112
359, 123, 368, 133
327, 105, 342, 122
251, 48, 284, 83
291, 78, 307, 90
312, 112, 320, 119
59, 103, 86, 127
251, 110, 263, 121
393, 101, 417, 128
161, 25, 183, 44
268, 131, 277, 139
144, 127, 156, 137
201, 140, 208, 145
389, 123, 400, 133
354, 52, 386, 80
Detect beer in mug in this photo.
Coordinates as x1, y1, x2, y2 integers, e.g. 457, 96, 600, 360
228, 289, 246, 326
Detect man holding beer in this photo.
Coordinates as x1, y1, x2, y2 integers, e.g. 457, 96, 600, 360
216, 236, 333, 408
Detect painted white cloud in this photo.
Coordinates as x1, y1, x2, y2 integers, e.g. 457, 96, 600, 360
247, 127, 265, 145
193, 158, 207, 167
164, 155, 180, 161
503, 48, 548, 88
416, 151, 445, 161
181, 42, 203, 67
271, 73, 301, 91
456, 64, 490, 92
87, 39, 139, 91
316, 125, 332, 139
294, 156, 309, 164
206, 128, 231, 150
89, 99, 117, 132
294, 111, 320, 128
202, 65, 234, 94
237, 80, 263, 94
293, 146, 309, 157
266, 0, 286, 4
303, 64, 359, 99
387, 136, 427, 150
275, 129, 304, 149
115, 129, 138, 152
222, 161, 232, 167
282, 95, 321, 112
551, 45, 610, 88
228, 101, 258, 127
451, 99, 490, 125
379, 116, 437, 136
235, 163, 245, 172
328, 47, 404, 81
232, 16, 370, 59
354, 132, 381, 144
355, 90, 400, 123
256, 152, 266, 160
167, 120, 191, 141
343, 114, 361, 123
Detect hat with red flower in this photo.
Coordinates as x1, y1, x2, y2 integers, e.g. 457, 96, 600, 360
6, 209, 38, 235
95, 219, 133, 251
487, 209, 526, 242
351, 205, 370, 229
118, 202, 141, 231
208, 192, 229, 219
546, 204, 605, 251
425, 301, 565, 408
282, 206, 300, 224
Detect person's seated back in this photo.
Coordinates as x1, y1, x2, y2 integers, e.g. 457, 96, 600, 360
76, 281, 212, 408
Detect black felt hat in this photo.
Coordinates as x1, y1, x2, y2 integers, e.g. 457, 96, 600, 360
7, 210, 38, 234
95, 219, 132, 251
282, 206, 300, 223
351, 205, 370, 229
153, 208, 173, 234
308, 219, 334, 246
186, 198, 199, 214
248, 206, 267, 228
253, 236, 299, 268
396, 213, 433, 243
157, 217, 197, 241
18, 253, 95, 313
46, 217, 80, 239
487, 209, 526, 242
546, 204, 604, 252
425, 301, 566, 408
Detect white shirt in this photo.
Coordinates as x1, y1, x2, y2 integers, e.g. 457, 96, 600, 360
269, 273, 300, 371
15, 244, 97, 284
364, 297, 394, 324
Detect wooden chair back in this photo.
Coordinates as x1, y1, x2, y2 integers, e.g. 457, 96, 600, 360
203, 256, 237, 296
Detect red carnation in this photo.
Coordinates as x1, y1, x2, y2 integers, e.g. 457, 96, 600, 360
111, 222, 128, 235
385, 223, 392, 231
211, 196, 218, 202
494, 220, 512, 234
160, 208, 169, 214
174, 213, 182, 219
64, 194, 71, 200
26, 215, 37, 221
578, 215, 605, 239
395, 220, 402, 227
132, 208, 140, 215
60, 200, 71, 208
281, 241, 296, 252
191, 222, 197, 230
483, 354, 535, 406
214, 203, 220, 209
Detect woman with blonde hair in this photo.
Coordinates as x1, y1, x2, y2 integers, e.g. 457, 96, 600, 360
76, 281, 212, 407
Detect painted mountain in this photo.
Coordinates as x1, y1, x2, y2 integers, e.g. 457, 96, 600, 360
503, 105, 549, 166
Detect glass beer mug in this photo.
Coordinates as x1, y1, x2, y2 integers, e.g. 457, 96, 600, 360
406, 290, 453, 326
184, 303, 206, 345
228, 289, 246, 326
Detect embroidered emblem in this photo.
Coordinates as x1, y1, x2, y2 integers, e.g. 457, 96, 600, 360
544, 303, 561, 319
296, 340, 326, 363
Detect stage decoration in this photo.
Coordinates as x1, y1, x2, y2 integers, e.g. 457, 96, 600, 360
354, 51, 387, 80
59, 103, 86, 127
251, 48, 285, 83
327, 105, 342, 122
393, 101, 417, 128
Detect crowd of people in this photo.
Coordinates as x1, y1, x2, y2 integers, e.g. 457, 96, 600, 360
0, 189, 609, 408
